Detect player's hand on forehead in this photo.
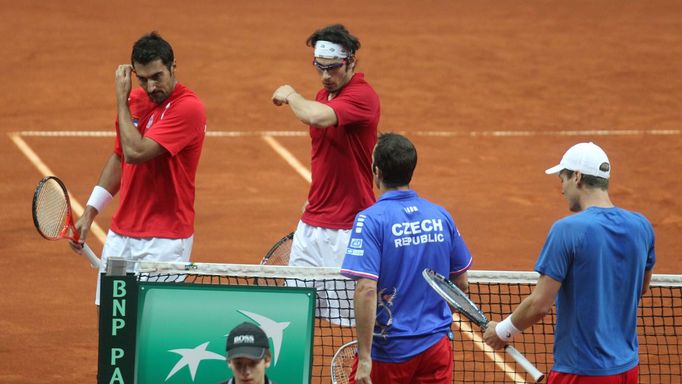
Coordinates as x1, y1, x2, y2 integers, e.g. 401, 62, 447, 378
115, 64, 133, 100
116, 64, 133, 75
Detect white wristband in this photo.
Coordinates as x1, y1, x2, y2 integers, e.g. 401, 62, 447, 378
86, 186, 113, 213
495, 315, 521, 342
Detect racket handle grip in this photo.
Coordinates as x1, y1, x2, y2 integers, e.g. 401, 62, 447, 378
81, 243, 101, 269
504, 345, 545, 383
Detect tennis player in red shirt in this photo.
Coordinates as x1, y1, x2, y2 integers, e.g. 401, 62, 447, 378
70, 32, 206, 305
272, 24, 380, 324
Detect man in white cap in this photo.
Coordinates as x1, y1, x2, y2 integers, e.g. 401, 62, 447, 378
271, 24, 380, 325
223, 322, 276, 384
483, 142, 656, 384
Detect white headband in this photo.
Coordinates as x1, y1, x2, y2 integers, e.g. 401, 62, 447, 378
314, 40, 349, 59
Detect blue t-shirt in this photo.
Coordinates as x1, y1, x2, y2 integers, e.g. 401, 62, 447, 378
535, 207, 655, 376
340, 190, 473, 362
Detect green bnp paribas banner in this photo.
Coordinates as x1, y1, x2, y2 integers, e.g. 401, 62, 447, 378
135, 283, 315, 384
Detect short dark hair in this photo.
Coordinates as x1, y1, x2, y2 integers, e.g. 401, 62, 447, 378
306, 24, 360, 56
373, 133, 417, 188
131, 31, 174, 70
560, 169, 609, 190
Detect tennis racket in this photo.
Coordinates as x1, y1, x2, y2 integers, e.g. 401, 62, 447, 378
260, 231, 294, 265
331, 340, 357, 384
32, 176, 101, 269
422, 268, 545, 383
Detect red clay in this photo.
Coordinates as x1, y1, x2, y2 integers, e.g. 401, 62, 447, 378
1, 1, 680, 382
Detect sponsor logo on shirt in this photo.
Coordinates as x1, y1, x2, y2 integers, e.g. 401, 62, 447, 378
146, 114, 154, 129
404, 206, 419, 214
350, 239, 363, 249
346, 249, 364, 256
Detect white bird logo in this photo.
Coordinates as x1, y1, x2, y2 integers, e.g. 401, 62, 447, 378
237, 310, 290, 365
165, 342, 225, 381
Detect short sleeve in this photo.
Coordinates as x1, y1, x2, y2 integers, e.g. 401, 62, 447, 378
340, 213, 381, 281
145, 97, 206, 156
448, 214, 473, 275
534, 221, 573, 282
644, 219, 656, 271
326, 83, 379, 130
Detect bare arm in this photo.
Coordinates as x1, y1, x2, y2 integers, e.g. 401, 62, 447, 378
354, 278, 377, 384
272, 85, 338, 128
483, 274, 560, 349
641, 269, 654, 297
115, 64, 167, 163
95, 153, 123, 197
509, 275, 560, 329
450, 270, 469, 294
69, 153, 121, 251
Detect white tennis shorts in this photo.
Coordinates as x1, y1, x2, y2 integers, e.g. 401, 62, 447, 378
289, 220, 351, 267
95, 230, 193, 305
289, 220, 355, 326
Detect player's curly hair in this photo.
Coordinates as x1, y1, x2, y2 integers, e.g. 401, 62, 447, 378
131, 31, 174, 70
373, 133, 418, 188
306, 24, 361, 56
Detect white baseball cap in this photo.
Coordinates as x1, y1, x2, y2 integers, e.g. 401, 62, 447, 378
545, 142, 611, 179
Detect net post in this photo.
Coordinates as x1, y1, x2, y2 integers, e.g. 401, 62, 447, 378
98, 256, 138, 383
106, 256, 128, 276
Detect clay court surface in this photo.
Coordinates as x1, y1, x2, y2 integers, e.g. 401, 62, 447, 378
1, 0, 681, 382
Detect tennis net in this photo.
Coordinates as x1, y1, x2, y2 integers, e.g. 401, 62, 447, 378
134, 262, 681, 383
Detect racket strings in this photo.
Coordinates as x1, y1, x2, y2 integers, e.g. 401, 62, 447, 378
34, 180, 69, 238
265, 242, 291, 265
261, 233, 294, 266
434, 278, 488, 325
331, 343, 357, 384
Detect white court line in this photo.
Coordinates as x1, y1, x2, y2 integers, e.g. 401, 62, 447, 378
14, 129, 681, 138
15, 130, 309, 137
9, 133, 108, 245
262, 135, 311, 183
209, 131, 307, 137
453, 312, 526, 383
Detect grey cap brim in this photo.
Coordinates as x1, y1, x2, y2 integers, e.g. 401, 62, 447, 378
228, 346, 266, 360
